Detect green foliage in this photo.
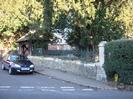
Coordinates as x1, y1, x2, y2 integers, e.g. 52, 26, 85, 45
87, 0, 126, 47
53, 0, 95, 50
0, 0, 43, 40
89, 12, 125, 46
53, 0, 129, 50
43, 0, 53, 33
67, 26, 90, 50
0, 0, 43, 49
0, 0, 133, 51
104, 39, 133, 84
53, 11, 67, 29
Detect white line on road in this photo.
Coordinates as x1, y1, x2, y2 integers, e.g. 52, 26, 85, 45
60, 86, 76, 91
60, 86, 74, 89
40, 86, 55, 89
20, 86, 35, 89
82, 88, 94, 91
41, 89, 56, 92
62, 89, 76, 91
0, 86, 11, 88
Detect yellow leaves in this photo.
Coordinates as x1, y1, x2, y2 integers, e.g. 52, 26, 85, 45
73, 2, 81, 11
115, 0, 133, 38
0, 0, 43, 37
54, 0, 71, 11
54, 0, 96, 18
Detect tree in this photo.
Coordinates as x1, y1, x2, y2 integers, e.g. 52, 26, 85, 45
116, 0, 133, 39
0, 0, 43, 49
53, 0, 96, 50
65, 0, 128, 50
0, 0, 133, 52
87, 0, 126, 47
43, 0, 53, 34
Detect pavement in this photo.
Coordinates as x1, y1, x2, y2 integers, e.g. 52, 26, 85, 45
35, 67, 117, 90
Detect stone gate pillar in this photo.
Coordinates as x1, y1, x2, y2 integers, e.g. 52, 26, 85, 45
96, 41, 107, 82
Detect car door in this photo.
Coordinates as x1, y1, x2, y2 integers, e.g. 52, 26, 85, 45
3, 55, 11, 69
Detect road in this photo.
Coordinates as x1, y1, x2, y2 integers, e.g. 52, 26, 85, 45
0, 67, 133, 99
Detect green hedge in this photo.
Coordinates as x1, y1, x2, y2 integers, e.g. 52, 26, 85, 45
104, 39, 133, 85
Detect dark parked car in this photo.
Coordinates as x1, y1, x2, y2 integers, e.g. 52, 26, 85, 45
1, 53, 34, 74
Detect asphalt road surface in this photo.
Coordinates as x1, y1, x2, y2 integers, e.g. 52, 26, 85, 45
0, 66, 133, 99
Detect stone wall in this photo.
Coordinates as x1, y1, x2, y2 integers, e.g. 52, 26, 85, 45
28, 56, 97, 79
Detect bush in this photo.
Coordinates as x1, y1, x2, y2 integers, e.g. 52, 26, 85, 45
104, 39, 133, 85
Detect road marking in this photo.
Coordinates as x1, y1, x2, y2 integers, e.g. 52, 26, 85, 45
62, 89, 75, 91
0, 86, 94, 92
61, 86, 75, 91
40, 86, 56, 92
0, 86, 11, 88
41, 89, 56, 92
60, 86, 74, 89
82, 88, 94, 91
40, 86, 55, 89
20, 86, 34, 89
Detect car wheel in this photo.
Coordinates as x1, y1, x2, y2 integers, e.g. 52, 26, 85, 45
1, 64, 5, 70
9, 68, 14, 75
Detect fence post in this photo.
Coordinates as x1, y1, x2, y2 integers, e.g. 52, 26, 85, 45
96, 41, 107, 82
